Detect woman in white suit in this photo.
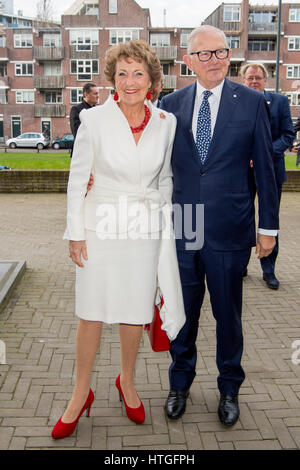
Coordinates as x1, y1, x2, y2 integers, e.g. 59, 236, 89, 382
52, 40, 185, 439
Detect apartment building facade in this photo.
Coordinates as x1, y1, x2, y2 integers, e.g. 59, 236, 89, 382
203, 0, 300, 118
0, 0, 299, 142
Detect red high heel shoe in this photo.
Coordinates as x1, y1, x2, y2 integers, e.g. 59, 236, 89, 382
51, 388, 94, 439
115, 374, 145, 424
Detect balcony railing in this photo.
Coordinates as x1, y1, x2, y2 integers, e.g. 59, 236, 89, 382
163, 75, 177, 89
0, 76, 10, 88
33, 46, 64, 61
151, 46, 177, 62
34, 104, 66, 117
230, 48, 246, 60
248, 22, 280, 35
34, 75, 65, 89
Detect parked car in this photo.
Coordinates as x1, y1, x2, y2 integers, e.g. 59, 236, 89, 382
52, 133, 74, 150
6, 133, 50, 150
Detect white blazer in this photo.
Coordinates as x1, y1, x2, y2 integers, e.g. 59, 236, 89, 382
64, 95, 176, 240
64, 95, 185, 340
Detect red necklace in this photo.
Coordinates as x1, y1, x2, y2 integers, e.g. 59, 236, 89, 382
118, 104, 151, 134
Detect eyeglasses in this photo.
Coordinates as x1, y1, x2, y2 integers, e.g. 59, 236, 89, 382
244, 76, 265, 81
190, 48, 229, 62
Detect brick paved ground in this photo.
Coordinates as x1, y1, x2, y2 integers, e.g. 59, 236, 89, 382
0, 193, 299, 450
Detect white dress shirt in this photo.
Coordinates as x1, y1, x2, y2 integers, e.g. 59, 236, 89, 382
192, 79, 277, 237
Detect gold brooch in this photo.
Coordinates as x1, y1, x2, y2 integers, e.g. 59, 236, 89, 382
159, 112, 166, 119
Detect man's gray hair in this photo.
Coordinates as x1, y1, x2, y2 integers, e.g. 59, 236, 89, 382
240, 63, 269, 79
187, 25, 229, 55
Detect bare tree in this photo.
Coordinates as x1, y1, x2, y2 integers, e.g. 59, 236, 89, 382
36, 0, 55, 22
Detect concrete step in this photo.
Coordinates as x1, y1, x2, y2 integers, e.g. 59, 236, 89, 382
0, 260, 26, 313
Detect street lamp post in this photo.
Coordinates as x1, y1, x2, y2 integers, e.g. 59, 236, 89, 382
275, 0, 282, 93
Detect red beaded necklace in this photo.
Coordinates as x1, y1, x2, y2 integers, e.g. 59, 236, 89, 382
118, 104, 151, 134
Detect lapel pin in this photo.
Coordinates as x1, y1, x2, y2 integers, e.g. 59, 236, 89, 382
159, 112, 166, 119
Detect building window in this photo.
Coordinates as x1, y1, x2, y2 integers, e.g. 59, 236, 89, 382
70, 30, 99, 51
0, 63, 7, 76
0, 35, 6, 47
86, 3, 99, 15
226, 36, 240, 49
79, 3, 99, 15
14, 34, 33, 48
289, 9, 300, 22
180, 63, 195, 76
286, 92, 300, 106
109, 0, 117, 14
228, 63, 241, 77
288, 37, 300, 50
16, 90, 34, 104
249, 11, 277, 24
248, 39, 276, 51
180, 31, 192, 47
0, 90, 7, 104
224, 6, 241, 22
266, 64, 276, 78
43, 34, 62, 47
71, 89, 84, 104
109, 29, 139, 44
70, 59, 99, 80
44, 62, 62, 76
150, 34, 170, 47
71, 89, 84, 103
45, 91, 62, 103
162, 63, 170, 76
287, 65, 300, 79
15, 63, 34, 76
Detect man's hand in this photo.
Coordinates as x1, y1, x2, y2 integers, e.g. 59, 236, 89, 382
69, 240, 88, 267
291, 146, 299, 153
87, 174, 94, 192
255, 233, 276, 259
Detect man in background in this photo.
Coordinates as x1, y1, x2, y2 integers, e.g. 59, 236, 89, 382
69, 83, 99, 157
291, 117, 300, 167
241, 63, 295, 290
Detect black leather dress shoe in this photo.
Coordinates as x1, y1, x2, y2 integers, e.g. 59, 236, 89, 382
263, 273, 279, 290
218, 394, 239, 426
165, 390, 189, 419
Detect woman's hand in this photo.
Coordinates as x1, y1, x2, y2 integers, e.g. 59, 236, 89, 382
69, 240, 88, 267
87, 174, 94, 192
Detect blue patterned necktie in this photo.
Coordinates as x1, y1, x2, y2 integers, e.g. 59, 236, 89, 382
196, 90, 212, 163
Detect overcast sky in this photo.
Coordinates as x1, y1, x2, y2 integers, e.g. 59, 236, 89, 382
13, 0, 300, 26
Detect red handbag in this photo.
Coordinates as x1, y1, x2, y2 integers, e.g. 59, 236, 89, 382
145, 297, 170, 352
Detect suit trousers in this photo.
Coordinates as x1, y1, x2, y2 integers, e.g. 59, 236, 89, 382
169, 243, 251, 396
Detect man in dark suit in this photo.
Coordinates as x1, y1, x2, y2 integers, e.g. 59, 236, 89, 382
160, 25, 279, 426
69, 83, 99, 157
241, 63, 295, 290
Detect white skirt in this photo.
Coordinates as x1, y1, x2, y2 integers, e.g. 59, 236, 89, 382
75, 230, 160, 324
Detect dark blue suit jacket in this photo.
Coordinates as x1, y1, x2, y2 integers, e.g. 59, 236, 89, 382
160, 78, 279, 251
264, 91, 295, 185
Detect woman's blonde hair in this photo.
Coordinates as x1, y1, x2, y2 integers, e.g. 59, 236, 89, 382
104, 40, 162, 96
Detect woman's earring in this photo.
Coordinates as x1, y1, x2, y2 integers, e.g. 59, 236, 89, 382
114, 91, 119, 101
146, 90, 152, 100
